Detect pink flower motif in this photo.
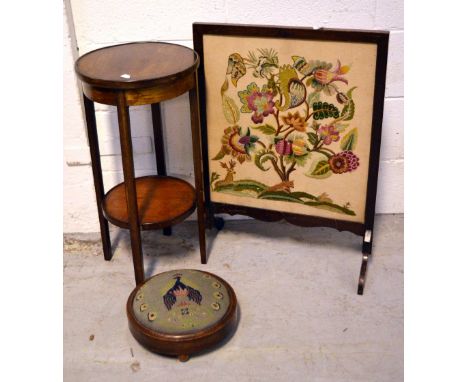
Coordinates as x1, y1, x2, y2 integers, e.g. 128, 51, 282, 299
313, 60, 349, 86
328, 151, 360, 174
275, 139, 292, 156
318, 125, 340, 145
238, 82, 276, 124
247, 91, 275, 123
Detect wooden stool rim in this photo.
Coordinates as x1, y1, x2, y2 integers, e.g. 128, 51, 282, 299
127, 270, 238, 357
75, 41, 199, 90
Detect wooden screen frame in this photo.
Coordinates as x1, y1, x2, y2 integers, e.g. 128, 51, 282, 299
193, 22, 389, 258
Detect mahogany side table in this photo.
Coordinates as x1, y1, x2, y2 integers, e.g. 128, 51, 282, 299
75, 42, 207, 285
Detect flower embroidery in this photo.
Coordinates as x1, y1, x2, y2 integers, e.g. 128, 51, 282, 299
244, 48, 279, 79
313, 60, 349, 86
291, 138, 308, 156
307, 60, 350, 95
328, 151, 359, 174
281, 111, 307, 132
275, 139, 292, 156
317, 192, 333, 202
238, 128, 259, 155
211, 49, 361, 217
318, 124, 340, 145
220, 126, 254, 164
238, 82, 275, 123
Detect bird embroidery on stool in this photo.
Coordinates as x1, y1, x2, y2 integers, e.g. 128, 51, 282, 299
163, 274, 203, 311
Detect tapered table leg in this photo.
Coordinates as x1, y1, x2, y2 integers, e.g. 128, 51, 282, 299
117, 92, 145, 285
151, 103, 172, 237
83, 94, 112, 261
189, 75, 207, 264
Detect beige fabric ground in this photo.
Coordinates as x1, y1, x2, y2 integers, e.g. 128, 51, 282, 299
203, 34, 377, 223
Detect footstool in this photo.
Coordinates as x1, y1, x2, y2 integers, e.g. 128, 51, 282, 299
127, 269, 238, 361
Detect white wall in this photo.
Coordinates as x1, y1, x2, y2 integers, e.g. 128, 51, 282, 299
63, 0, 403, 233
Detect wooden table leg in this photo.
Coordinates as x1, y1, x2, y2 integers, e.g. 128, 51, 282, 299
151, 103, 172, 237
83, 94, 112, 261
189, 76, 207, 264
117, 92, 145, 285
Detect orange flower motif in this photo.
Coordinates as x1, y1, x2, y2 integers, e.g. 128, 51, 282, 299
220, 126, 251, 163
291, 138, 308, 156
281, 111, 307, 132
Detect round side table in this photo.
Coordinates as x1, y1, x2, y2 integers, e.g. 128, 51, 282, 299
75, 42, 207, 285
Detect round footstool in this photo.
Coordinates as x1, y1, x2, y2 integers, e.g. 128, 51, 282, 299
127, 269, 238, 361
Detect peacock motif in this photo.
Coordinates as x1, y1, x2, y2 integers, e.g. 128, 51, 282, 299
163, 274, 203, 311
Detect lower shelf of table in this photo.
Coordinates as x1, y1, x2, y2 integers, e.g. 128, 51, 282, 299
102, 175, 196, 230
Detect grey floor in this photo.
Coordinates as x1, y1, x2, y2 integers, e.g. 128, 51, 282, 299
64, 214, 403, 382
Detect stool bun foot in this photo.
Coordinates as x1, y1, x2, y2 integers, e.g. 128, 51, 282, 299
178, 354, 190, 362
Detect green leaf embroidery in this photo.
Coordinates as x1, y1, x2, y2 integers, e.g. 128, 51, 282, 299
252, 123, 276, 135
210, 172, 220, 190
312, 160, 331, 176
307, 91, 320, 106
335, 123, 349, 132
212, 149, 226, 161
307, 132, 319, 146
305, 153, 332, 179
340, 87, 357, 121
258, 191, 304, 203
210, 172, 220, 183
312, 101, 340, 120
254, 150, 277, 171
216, 179, 268, 193
222, 95, 240, 124
304, 201, 356, 216
220, 77, 229, 95
340, 128, 358, 151
289, 191, 318, 201
293, 153, 309, 167
341, 99, 355, 121
346, 86, 357, 98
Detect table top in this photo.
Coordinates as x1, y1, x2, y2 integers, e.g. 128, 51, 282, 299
75, 42, 198, 90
